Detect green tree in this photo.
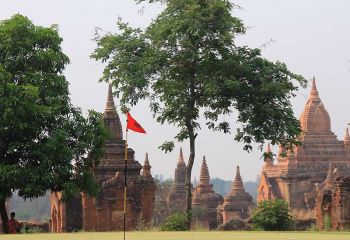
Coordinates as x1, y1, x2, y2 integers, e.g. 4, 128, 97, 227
92, 0, 305, 228
0, 14, 107, 233
153, 179, 173, 225
160, 212, 188, 231
251, 200, 294, 231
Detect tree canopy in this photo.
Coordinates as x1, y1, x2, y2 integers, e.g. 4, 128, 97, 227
92, 0, 305, 228
0, 14, 107, 233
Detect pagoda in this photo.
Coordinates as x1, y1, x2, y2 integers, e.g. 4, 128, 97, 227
167, 148, 187, 212
50, 85, 155, 232
192, 156, 223, 229
257, 78, 350, 210
217, 166, 253, 224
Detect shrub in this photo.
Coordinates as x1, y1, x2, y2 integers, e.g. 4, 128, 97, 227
20, 224, 45, 234
323, 215, 332, 231
135, 213, 149, 231
160, 212, 188, 231
251, 199, 293, 230
218, 219, 252, 231
307, 223, 319, 232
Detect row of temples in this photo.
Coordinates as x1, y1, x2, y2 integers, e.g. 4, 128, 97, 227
50, 78, 350, 232
168, 149, 254, 229
50, 84, 255, 232
50, 85, 156, 232
257, 78, 350, 230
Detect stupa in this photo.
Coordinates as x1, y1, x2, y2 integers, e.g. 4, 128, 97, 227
192, 156, 223, 229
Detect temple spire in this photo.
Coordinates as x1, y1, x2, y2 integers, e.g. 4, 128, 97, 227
310, 77, 319, 98
300, 77, 331, 133
264, 143, 273, 166
193, 176, 198, 187
199, 156, 210, 185
324, 163, 334, 190
143, 153, 152, 178
178, 147, 185, 165
105, 84, 116, 111
345, 128, 350, 142
230, 166, 245, 195
144, 152, 150, 165
103, 84, 123, 141
172, 147, 187, 194
266, 143, 271, 153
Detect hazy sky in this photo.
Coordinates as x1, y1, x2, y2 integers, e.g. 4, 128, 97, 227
1, 0, 349, 181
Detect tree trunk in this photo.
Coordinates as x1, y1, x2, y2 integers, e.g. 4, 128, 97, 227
185, 134, 196, 230
0, 198, 9, 234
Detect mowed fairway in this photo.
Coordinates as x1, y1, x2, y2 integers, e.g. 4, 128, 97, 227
1, 231, 350, 240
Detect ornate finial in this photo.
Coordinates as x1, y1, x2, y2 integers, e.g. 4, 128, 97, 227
199, 156, 210, 185
309, 77, 320, 99
264, 143, 273, 166
103, 84, 123, 141
345, 128, 350, 142
325, 163, 334, 190
230, 165, 245, 195
105, 84, 116, 111
144, 152, 150, 165
143, 153, 151, 178
266, 143, 271, 153
179, 147, 185, 164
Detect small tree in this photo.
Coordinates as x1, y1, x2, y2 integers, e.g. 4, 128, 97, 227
251, 200, 294, 231
160, 212, 188, 231
0, 14, 107, 233
153, 179, 173, 225
92, 0, 305, 228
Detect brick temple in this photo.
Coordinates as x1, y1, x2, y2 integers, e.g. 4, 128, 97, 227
315, 132, 350, 230
217, 166, 253, 225
192, 156, 223, 229
167, 148, 187, 212
50, 85, 155, 232
257, 78, 350, 213
168, 148, 254, 228
315, 173, 350, 230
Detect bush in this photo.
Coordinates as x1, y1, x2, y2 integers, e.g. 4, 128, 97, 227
135, 214, 149, 231
160, 212, 187, 231
323, 215, 332, 231
251, 200, 293, 231
218, 219, 252, 231
20, 223, 45, 234
294, 219, 316, 231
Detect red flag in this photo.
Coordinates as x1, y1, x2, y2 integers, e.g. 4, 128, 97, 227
127, 112, 146, 133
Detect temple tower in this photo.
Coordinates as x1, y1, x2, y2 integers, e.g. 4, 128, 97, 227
344, 128, 350, 153
167, 148, 187, 212
257, 78, 350, 210
217, 166, 253, 225
141, 153, 156, 223
263, 143, 274, 167
51, 84, 155, 232
192, 156, 223, 229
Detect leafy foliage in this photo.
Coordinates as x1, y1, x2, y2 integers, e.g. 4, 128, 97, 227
251, 200, 294, 231
92, 0, 304, 151
160, 212, 188, 231
92, 0, 305, 228
0, 14, 107, 232
153, 179, 173, 226
135, 213, 149, 231
322, 215, 332, 231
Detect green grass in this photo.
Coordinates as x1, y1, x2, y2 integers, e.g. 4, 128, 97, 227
1, 231, 350, 240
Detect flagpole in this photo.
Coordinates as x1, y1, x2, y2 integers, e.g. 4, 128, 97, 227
124, 118, 128, 240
